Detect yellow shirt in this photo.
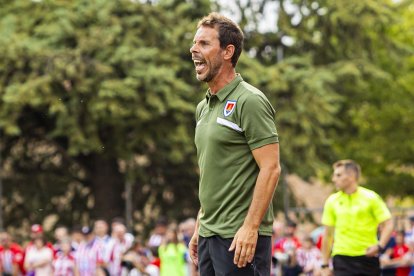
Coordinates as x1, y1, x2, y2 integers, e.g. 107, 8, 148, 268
158, 243, 187, 276
322, 186, 391, 256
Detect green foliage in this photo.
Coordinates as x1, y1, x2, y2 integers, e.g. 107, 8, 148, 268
0, 0, 412, 230
226, 0, 413, 195
0, 0, 209, 228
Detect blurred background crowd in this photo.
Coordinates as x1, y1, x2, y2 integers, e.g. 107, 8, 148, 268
0, 217, 195, 276
1, 215, 414, 276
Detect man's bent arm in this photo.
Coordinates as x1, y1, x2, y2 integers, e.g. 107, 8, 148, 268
229, 143, 281, 268
321, 225, 334, 272
366, 218, 394, 257
378, 218, 393, 249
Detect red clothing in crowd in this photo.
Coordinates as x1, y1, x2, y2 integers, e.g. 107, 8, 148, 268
0, 243, 24, 274
394, 244, 410, 276
274, 236, 302, 253
24, 241, 55, 254
296, 246, 321, 275
53, 252, 76, 276
151, 257, 161, 268
75, 239, 104, 276
316, 234, 323, 250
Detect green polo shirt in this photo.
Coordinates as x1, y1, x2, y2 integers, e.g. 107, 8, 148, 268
194, 74, 279, 238
322, 186, 391, 256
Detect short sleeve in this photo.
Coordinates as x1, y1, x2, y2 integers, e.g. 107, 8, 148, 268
240, 94, 278, 150
322, 196, 336, 226
371, 194, 391, 224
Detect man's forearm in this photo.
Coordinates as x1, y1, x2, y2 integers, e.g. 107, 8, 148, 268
189, 209, 202, 266
243, 165, 281, 229
379, 219, 393, 248
195, 209, 201, 234
321, 239, 333, 265
321, 226, 334, 265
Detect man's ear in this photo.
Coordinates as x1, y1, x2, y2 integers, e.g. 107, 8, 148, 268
223, 44, 235, 62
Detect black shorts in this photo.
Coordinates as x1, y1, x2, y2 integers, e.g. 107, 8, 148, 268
333, 254, 380, 276
198, 235, 271, 276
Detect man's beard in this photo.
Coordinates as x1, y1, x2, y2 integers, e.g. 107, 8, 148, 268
198, 58, 222, 83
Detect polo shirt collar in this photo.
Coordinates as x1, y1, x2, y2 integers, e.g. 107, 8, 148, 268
205, 74, 243, 102
339, 186, 360, 196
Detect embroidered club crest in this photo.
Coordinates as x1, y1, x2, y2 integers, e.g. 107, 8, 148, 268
224, 100, 237, 117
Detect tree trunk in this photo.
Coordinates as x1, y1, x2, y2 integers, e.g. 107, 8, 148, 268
88, 155, 124, 221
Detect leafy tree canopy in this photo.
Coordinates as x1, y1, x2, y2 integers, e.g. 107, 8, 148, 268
0, 0, 412, 232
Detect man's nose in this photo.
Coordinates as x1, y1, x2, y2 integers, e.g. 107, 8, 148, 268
190, 43, 198, 54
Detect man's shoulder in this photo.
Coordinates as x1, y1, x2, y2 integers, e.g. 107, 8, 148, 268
326, 191, 343, 203
197, 97, 207, 107
196, 98, 208, 112
232, 81, 274, 115
357, 186, 381, 200
235, 81, 267, 99
195, 98, 208, 119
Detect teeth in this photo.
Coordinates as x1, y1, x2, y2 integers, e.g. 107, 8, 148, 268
193, 60, 205, 66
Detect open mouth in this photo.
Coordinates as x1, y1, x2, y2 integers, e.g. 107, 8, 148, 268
193, 59, 207, 72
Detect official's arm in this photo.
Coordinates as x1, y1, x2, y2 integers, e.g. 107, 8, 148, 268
321, 225, 335, 275
366, 218, 393, 257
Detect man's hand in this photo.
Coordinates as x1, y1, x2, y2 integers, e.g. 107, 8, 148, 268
189, 233, 199, 266
366, 244, 380, 257
320, 267, 332, 276
228, 225, 258, 268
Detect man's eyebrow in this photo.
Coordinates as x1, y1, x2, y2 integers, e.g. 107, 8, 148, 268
193, 38, 210, 43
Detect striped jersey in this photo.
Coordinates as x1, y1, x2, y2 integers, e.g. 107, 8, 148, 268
53, 252, 76, 276
75, 239, 103, 276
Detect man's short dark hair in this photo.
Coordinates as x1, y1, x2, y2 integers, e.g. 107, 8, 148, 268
333, 159, 361, 180
197, 12, 244, 67
286, 220, 297, 228
111, 217, 126, 226
155, 217, 168, 227
71, 225, 83, 234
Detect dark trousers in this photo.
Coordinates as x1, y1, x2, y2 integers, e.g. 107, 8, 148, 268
198, 235, 271, 276
333, 255, 381, 276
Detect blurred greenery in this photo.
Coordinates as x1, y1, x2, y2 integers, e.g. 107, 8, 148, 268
0, 0, 412, 231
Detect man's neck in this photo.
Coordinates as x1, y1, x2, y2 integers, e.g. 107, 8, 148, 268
343, 184, 358, 195
208, 67, 236, 94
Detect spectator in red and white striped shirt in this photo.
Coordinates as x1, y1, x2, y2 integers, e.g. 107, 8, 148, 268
93, 219, 113, 274
24, 236, 54, 276
53, 238, 78, 276
71, 226, 84, 251
111, 218, 134, 254
24, 224, 56, 257
108, 223, 133, 276
53, 225, 70, 252
0, 231, 24, 276
75, 226, 105, 276
296, 236, 322, 276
